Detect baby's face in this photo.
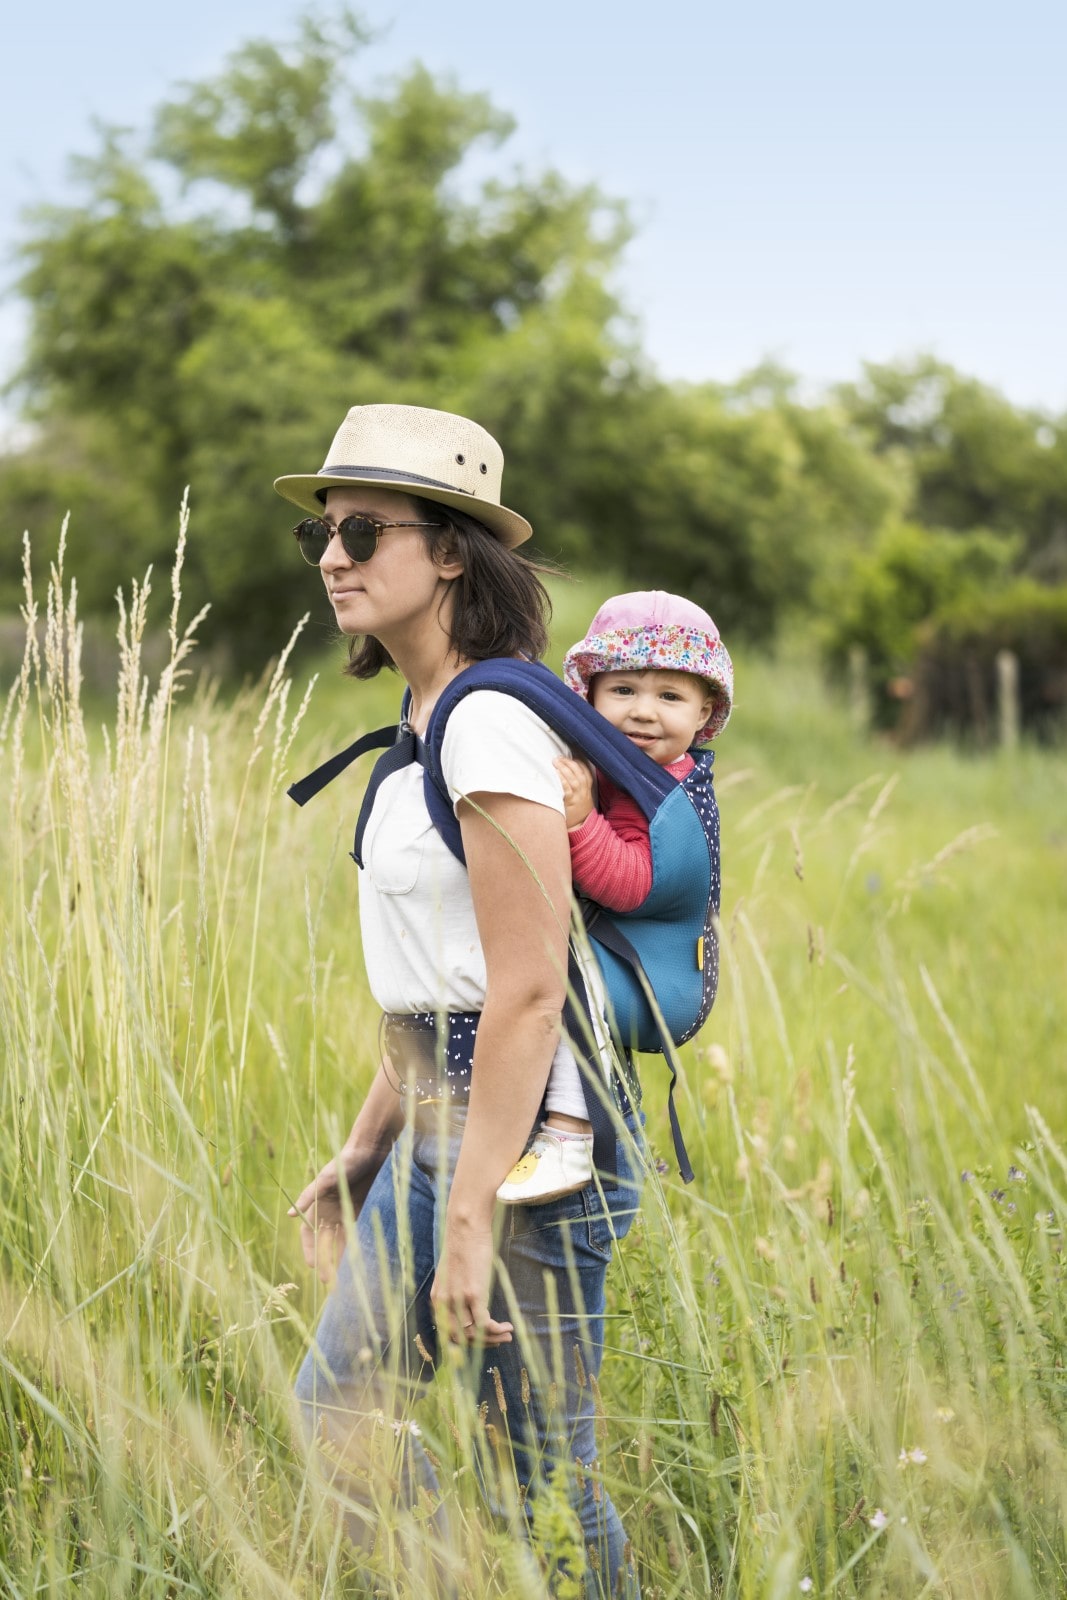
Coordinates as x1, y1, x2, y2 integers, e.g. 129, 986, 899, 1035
589, 669, 716, 765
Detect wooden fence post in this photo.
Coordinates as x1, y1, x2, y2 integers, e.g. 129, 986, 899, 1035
848, 645, 870, 736
996, 649, 1020, 749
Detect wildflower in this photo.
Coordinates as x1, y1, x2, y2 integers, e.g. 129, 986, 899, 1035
869, 1508, 889, 1531
934, 1406, 955, 1423
960, 1170, 973, 1183
799, 1580, 814, 1594
990, 1188, 1005, 1203
898, 1446, 927, 1467
1008, 1165, 1026, 1182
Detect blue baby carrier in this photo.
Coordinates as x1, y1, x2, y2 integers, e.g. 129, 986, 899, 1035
288, 658, 721, 1183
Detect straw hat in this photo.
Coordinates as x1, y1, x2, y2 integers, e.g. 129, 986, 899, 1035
274, 403, 532, 547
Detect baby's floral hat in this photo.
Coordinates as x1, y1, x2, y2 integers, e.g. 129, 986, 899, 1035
563, 590, 733, 744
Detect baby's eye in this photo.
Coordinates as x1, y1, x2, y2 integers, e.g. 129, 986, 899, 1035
609, 684, 634, 697
661, 691, 683, 702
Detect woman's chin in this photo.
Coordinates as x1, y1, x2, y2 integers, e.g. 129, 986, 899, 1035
330, 594, 369, 632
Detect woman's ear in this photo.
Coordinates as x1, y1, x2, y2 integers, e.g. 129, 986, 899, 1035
431, 530, 465, 582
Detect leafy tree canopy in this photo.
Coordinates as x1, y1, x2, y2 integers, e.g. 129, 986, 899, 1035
4, 10, 643, 660
2, 14, 1062, 672
837, 356, 1067, 579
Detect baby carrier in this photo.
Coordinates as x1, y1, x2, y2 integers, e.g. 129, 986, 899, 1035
288, 658, 721, 1183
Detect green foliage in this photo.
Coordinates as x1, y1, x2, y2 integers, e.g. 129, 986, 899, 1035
2, 9, 907, 669
4, 17, 1066, 699
152, 11, 371, 230
823, 360, 1067, 738
822, 510, 1067, 741
0, 417, 160, 614
908, 578, 1067, 743
935, 573, 1067, 646
838, 355, 1067, 577
582, 378, 901, 641
821, 521, 1016, 727
2, 11, 636, 664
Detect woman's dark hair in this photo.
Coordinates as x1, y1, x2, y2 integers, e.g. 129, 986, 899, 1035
345, 499, 557, 679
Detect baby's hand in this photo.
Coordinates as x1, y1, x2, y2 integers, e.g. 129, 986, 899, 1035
555, 756, 595, 830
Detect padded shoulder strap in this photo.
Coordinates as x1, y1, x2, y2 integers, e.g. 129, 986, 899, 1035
420, 658, 679, 863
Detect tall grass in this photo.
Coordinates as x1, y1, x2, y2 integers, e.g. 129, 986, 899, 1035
1, 526, 1065, 1597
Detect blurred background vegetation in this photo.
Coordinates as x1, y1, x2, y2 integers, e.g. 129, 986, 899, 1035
1, 8, 1066, 741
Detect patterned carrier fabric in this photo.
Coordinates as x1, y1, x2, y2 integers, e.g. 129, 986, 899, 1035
677, 753, 721, 1042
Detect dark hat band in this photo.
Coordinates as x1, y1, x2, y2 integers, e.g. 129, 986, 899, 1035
321, 464, 475, 495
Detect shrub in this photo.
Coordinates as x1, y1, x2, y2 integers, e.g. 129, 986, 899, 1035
821, 521, 1016, 729
901, 579, 1067, 744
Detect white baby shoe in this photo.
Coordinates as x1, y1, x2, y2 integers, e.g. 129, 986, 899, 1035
496, 1126, 594, 1205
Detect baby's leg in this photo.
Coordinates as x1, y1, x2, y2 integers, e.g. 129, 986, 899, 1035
545, 1110, 593, 1135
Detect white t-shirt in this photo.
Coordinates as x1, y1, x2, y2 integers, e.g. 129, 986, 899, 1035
357, 689, 588, 1118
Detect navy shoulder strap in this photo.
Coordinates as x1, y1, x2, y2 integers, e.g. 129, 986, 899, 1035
287, 723, 398, 807
419, 658, 678, 863
287, 719, 417, 869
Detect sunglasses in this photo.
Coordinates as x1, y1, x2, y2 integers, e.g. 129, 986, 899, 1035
292, 514, 443, 566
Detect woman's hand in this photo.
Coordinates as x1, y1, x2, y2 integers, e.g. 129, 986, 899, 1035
288, 1060, 404, 1284
554, 756, 595, 830
431, 1214, 514, 1346
288, 1135, 392, 1285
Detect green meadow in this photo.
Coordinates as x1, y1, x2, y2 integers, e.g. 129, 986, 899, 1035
2, 527, 1065, 1598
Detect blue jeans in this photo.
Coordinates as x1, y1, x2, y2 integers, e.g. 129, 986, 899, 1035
294, 1102, 645, 1597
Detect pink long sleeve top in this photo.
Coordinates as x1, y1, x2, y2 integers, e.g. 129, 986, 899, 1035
566, 753, 695, 913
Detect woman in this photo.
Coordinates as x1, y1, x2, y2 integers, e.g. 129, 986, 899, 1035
277, 404, 644, 1597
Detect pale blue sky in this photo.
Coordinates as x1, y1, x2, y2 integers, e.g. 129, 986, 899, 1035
2, 0, 1065, 423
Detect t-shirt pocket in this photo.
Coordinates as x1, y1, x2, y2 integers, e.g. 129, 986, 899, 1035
364, 806, 435, 896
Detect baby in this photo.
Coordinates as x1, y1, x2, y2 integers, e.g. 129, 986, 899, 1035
497, 590, 733, 1205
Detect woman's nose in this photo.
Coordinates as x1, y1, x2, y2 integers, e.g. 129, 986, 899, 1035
319, 528, 348, 572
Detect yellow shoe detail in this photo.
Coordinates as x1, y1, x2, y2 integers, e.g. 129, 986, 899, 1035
502, 1152, 538, 1186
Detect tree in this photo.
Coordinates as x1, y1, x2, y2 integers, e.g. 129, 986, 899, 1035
1, 12, 943, 664
2, 10, 634, 662
838, 356, 1067, 578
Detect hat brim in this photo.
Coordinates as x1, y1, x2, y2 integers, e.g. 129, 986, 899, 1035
274, 471, 532, 548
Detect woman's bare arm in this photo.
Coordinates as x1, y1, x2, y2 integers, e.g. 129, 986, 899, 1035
430, 790, 571, 1344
